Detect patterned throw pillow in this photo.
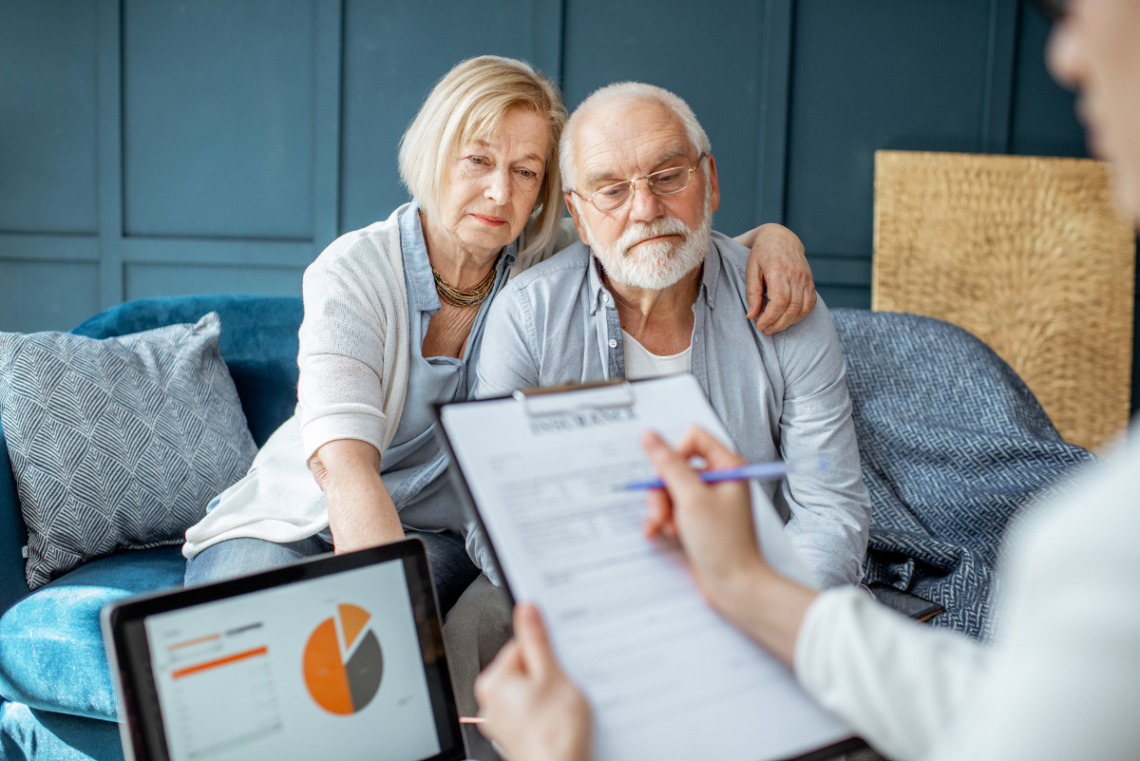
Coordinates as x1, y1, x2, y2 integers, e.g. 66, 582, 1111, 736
0, 313, 257, 590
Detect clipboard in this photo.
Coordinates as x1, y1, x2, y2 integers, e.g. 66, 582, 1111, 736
434, 374, 860, 761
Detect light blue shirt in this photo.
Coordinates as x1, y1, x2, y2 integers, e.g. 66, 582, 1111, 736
369, 203, 518, 535
474, 233, 871, 587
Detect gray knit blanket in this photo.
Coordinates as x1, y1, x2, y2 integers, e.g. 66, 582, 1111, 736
831, 309, 1098, 639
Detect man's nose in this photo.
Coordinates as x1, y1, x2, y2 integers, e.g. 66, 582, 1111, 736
628, 179, 664, 223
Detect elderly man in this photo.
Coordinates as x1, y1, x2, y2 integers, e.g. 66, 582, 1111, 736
473, 82, 871, 590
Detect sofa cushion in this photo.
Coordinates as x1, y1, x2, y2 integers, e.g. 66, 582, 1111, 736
0, 546, 186, 721
0, 313, 257, 590
72, 295, 304, 447
1, 699, 125, 761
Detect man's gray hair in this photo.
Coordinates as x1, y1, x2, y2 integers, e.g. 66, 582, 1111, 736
559, 82, 711, 191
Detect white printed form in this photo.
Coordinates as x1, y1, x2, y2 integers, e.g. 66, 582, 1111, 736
441, 376, 850, 761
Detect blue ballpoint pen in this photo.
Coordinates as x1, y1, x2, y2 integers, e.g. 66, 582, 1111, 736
623, 457, 827, 491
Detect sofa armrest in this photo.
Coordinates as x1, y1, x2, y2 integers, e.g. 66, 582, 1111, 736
0, 423, 31, 615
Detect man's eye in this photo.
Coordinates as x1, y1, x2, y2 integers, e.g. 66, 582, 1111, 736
598, 184, 627, 198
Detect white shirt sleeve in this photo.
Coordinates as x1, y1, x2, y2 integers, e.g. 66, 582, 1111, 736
297, 212, 410, 461
795, 438, 1140, 761
796, 586, 989, 760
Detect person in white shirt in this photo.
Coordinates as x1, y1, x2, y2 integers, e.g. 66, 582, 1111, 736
470, 1, 1140, 759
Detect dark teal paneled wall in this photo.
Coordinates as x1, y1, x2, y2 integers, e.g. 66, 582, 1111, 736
0, 0, 1132, 407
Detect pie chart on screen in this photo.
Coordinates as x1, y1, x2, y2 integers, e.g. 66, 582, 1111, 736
303, 603, 383, 715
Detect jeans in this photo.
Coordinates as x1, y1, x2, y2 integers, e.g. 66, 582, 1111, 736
183, 530, 479, 617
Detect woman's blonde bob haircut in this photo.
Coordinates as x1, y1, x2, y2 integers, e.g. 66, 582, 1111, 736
398, 56, 567, 259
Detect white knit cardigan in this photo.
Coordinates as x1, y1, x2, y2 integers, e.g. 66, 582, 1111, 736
184, 205, 565, 557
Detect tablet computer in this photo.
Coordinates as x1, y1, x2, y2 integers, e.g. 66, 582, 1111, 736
102, 539, 465, 761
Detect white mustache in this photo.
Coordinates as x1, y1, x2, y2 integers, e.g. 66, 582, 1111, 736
615, 218, 690, 256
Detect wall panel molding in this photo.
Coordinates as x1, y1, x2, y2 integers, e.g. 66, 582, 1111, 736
756, 0, 794, 226
530, 0, 564, 85
313, 0, 344, 252
97, 0, 125, 307
982, 0, 1020, 153
0, 235, 100, 263
121, 239, 317, 270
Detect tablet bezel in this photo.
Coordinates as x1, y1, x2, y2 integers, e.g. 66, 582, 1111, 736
101, 539, 465, 761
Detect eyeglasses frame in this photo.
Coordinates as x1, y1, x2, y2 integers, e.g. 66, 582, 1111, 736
570, 153, 709, 213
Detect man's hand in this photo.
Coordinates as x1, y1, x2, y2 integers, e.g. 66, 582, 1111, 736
475, 603, 594, 761
735, 223, 817, 335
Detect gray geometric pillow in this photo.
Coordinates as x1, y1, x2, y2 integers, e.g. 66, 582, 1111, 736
0, 313, 257, 590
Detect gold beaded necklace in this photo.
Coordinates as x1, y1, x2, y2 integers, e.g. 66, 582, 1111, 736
431, 264, 497, 308
419, 208, 498, 308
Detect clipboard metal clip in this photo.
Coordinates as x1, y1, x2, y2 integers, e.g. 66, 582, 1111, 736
512, 379, 635, 418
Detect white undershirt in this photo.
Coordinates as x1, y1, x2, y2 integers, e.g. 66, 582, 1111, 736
622, 330, 692, 379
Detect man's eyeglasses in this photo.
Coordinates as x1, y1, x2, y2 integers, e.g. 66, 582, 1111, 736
571, 155, 707, 213
1030, 0, 1067, 21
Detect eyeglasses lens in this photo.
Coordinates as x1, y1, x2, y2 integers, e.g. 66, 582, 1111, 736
590, 165, 694, 212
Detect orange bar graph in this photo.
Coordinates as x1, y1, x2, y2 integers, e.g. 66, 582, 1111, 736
167, 633, 221, 651
171, 646, 269, 680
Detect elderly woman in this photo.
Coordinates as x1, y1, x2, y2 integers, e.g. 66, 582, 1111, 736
181, 56, 815, 616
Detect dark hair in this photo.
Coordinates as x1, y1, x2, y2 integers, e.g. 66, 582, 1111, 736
1029, 0, 1067, 21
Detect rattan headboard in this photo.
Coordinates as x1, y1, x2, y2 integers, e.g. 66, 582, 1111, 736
872, 149, 1135, 451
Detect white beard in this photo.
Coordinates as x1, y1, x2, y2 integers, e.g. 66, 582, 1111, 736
581, 190, 712, 291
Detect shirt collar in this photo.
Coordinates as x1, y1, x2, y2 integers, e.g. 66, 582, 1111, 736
400, 202, 440, 314
399, 201, 522, 315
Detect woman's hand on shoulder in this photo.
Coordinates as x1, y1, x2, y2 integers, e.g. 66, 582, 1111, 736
734, 223, 816, 335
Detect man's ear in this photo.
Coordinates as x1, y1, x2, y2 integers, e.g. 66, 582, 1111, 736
706, 154, 720, 214
565, 192, 590, 241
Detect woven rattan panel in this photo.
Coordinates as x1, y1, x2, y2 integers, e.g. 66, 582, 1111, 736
873, 150, 1135, 451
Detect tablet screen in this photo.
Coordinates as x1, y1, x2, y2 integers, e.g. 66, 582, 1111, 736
104, 542, 464, 761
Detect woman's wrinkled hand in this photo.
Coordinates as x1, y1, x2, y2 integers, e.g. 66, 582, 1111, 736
740, 223, 817, 335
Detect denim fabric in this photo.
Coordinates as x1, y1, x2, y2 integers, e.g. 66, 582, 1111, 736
475, 234, 871, 588
184, 531, 477, 616
372, 204, 519, 535
183, 534, 332, 586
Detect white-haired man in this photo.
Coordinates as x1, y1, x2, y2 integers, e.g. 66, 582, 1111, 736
472, 82, 871, 590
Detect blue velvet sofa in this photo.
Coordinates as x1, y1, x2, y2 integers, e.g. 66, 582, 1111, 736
0, 295, 304, 761
0, 296, 1095, 761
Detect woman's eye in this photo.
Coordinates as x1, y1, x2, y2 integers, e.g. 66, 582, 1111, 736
518, 168, 537, 179
468, 155, 489, 166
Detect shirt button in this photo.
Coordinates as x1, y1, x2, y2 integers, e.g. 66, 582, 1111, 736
602, 293, 611, 303
608, 338, 618, 348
